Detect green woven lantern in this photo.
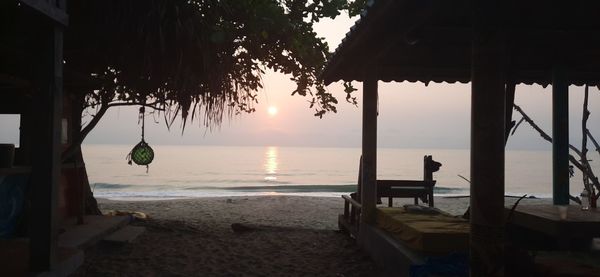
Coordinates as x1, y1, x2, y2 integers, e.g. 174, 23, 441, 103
130, 140, 154, 166
126, 106, 155, 172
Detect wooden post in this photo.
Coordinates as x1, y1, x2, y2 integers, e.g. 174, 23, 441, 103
424, 155, 434, 207
356, 155, 363, 201
18, 109, 33, 166
29, 23, 64, 272
552, 67, 569, 205
423, 155, 433, 182
361, 78, 378, 225
471, 1, 507, 275
505, 82, 516, 144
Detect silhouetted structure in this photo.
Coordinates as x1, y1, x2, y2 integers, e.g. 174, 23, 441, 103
1, 0, 69, 275
321, 0, 600, 275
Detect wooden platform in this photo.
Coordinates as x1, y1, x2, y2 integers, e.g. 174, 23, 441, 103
506, 205, 600, 251
506, 205, 600, 238
27, 215, 132, 276
376, 207, 470, 254
360, 223, 425, 277
0, 238, 29, 276
59, 215, 131, 250
36, 248, 84, 277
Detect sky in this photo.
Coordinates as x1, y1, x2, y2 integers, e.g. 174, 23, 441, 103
1, 15, 599, 150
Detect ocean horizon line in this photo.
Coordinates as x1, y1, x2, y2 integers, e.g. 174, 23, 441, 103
82, 143, 554, 152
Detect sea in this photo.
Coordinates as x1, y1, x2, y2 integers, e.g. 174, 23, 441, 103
82, 144, 598, 200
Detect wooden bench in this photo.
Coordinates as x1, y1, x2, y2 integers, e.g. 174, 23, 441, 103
339, 155, 441, 236
378, 180, 436, 207
340, 180, 436, 237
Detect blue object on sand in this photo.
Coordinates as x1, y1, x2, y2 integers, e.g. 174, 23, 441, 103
0, 174, 28, 238
409, 253, 469, 277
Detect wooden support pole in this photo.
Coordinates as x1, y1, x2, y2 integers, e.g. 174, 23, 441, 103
361, 78, 378, 225
423, 155, 433, 182
18, 110, 33, 166
505, 82, 516, 144
552, 67, 570, 205
471, 2, 506, 275
356, 155, 363, 201
29, 23, 63, 272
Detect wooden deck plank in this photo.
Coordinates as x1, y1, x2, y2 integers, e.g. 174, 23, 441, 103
361, 223, 425, 277
58, 215, 130, 250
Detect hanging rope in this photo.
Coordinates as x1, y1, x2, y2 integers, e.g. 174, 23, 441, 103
126, 106, 154, 173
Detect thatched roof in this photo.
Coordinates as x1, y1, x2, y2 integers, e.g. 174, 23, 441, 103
321, 0, 600, 87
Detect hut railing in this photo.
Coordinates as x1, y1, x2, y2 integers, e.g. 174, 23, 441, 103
340, 194, 361, 237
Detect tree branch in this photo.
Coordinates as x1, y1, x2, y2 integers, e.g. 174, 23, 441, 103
106, 101, 165, 111
569, 153, 600, 193
513, 103, 600, 198
62, 100, 166, 162
588, 129, 600, 157
62, 103, 109, 162
505, 81, 516, 144
513, 104, 582, 156
511, 117, 525, 136
570, 195, 582, 205
581, 85, 592, 194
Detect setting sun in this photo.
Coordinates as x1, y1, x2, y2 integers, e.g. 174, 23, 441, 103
267, 106, 278, 116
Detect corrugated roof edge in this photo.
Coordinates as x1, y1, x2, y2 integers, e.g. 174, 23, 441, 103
320, 0, 385, 84
329, 0, 376, 61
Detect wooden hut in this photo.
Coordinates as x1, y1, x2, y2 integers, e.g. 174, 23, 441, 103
321, 0, 600, 275
0, 0, 75, 275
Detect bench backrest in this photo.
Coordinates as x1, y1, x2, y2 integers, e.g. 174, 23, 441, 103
377, 180, 436, 207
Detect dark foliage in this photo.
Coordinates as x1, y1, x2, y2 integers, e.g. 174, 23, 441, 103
64, 0, 364, 132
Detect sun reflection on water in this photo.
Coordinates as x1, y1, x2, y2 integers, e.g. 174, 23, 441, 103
264, 146, 278, 181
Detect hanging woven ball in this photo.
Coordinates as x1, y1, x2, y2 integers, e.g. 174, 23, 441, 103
130, 140, 154, 166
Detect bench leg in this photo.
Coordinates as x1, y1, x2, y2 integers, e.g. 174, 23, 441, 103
344, 200, 349, 219
388, 197, 393, 207
429, 189, 434, 207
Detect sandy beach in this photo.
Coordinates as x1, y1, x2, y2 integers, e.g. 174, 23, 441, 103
72, 195, 551, 276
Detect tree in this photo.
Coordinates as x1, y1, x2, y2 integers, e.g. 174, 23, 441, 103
62, 0, 365, 213
511, 86, 600, 206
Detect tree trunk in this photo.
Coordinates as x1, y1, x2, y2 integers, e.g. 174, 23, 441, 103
65, 92, 101, 215
75, 146, 101, 215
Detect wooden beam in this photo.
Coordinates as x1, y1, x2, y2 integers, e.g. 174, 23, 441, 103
360, 77, 378, 225
552, 67, 570, 205
342, 194, 363, 209
16, 108, 32, 166
28, 22, 63, 272
505, 82, 516, 144
20, 0, 68, 26
470, 1, 507, 275
357, 155, 362, 202
0, 73, 32, 89
0, 93, 30, 114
